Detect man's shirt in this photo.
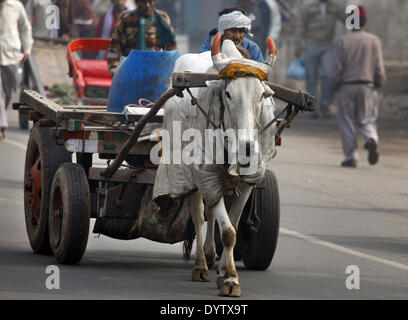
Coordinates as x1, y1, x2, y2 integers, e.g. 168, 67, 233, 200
331, 30, 387, 91
199, 28, 265, 63
0, 0, 33, 66
107, 9, 177, 75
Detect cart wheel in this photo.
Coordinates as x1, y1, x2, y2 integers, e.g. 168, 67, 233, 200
49, 163, 90, 264
242, 169, 280, 270
24, 124, 72, 255
19, 110, 29, 130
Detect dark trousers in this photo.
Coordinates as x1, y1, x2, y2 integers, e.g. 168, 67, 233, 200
336, 84, 379, 161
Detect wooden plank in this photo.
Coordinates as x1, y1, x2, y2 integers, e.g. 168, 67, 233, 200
172, 72, 219, 88
171, 72, 316, 112
56, 109, 164, 123
20, 90, 164, 124
14, 105, 32, 114
62, 105, 107, 110
265, 81, 316, 112
20, 90, 63, 123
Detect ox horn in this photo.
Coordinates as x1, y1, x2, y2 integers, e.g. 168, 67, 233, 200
265, 37, 277, 67
211, 33, 227, 65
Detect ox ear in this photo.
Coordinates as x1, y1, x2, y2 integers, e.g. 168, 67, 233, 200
265, 37, 277, 67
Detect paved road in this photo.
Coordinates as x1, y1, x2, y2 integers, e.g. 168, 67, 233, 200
0, 107, 407, 300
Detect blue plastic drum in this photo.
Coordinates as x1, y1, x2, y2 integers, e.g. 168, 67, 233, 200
107, 50, 180, 112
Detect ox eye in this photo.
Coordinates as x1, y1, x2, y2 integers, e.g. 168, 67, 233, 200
226, 92, 232, 100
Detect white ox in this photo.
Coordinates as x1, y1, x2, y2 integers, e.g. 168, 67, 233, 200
152, 36, 277, 297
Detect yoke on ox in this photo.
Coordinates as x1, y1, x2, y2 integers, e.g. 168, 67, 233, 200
153, 35, 279, 297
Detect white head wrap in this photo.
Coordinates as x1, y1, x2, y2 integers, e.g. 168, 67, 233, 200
218, 11, 253, 37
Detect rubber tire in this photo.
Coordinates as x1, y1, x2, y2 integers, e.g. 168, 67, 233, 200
19, 110, 29, 130
242, 169, 280, 270
49, 163, 90, 264
24, 124, 72, 255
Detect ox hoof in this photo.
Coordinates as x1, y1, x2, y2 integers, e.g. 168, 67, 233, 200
218, 282, 242, 297
192, 269, 210, 282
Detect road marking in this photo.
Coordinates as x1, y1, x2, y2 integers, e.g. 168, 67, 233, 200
280, 227, 408, 272
3, 139, 27, 150
0, 198, 24, 205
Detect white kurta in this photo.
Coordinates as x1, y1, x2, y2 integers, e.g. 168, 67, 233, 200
0, 0, 33, 66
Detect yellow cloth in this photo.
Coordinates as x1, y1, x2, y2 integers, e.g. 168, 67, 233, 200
218, 63, 268, 81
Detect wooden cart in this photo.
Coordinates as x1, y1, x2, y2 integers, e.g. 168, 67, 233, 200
13, 73, 315, 269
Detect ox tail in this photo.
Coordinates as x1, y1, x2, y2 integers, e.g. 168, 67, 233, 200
183, 218, 195, 261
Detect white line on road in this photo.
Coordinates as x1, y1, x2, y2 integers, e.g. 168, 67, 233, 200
3, 139, 27, 150
0, 198, 24, 206
280, 227, 408, 272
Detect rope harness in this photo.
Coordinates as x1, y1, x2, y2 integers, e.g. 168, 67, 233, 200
218, 63, 268, 82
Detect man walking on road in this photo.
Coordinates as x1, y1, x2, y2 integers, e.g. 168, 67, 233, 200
0, 0, 33, 140
330, 6, 386, 168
